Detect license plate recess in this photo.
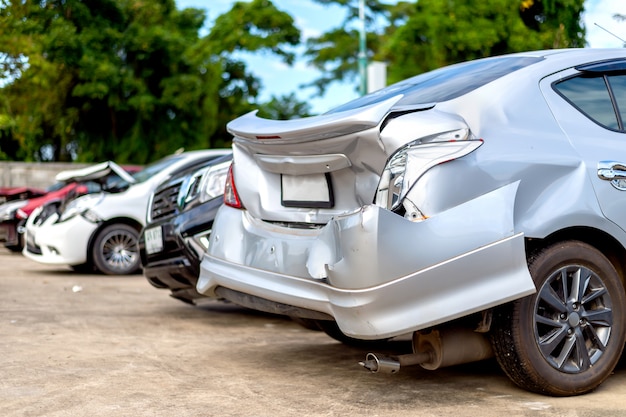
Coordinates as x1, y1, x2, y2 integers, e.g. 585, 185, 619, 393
281, 173, 334, 208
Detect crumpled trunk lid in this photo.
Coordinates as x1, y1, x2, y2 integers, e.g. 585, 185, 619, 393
227, 97, 403, 224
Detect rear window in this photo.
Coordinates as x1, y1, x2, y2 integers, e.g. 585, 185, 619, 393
328, 56, 543, 114
554, 73, 626, 131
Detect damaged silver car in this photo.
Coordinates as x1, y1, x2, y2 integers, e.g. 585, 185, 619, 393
198, 49, 626, 396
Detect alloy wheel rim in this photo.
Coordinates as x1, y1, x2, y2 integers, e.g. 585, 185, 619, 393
102, 231, 138, 271
533, 265, 613, 373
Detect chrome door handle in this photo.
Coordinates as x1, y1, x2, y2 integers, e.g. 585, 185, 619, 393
598, 161, 626, 180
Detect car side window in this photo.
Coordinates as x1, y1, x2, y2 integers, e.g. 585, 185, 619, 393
554, 75, 620, 130
607, 74, 626, 128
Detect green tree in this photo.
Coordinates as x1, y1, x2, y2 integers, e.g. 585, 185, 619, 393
257, 93, 312, 120
384, 0, 585, 82
303, 0, 394, 95
0, 0, 300, 162
203, 0, 301, 145
304, 0, 586, 92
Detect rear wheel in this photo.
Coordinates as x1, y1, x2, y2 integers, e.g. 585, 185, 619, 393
92, 224, 140, 275
491, 241, 626, 396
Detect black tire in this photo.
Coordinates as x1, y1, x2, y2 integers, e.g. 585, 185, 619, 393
92, 224, 140, 275
491, 240, 626, 396
314, 320, 389, 348
70, 263, 95, 274
5, 243, 23, 253
5, 232, 24, 252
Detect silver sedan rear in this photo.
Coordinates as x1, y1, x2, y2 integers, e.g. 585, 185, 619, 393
199, 49, 626, 396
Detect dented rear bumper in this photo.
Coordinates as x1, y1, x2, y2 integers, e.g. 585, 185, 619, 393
197, 182, 536, 339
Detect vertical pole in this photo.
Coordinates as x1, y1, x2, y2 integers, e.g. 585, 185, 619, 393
358, 0, 367, 96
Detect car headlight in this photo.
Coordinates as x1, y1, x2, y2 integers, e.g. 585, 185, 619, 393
178, 167, 207, 208
375, 129, 482, 221
58, 194, 104, 223
16, 208, 28, 220
198, 160, 231, 203
0, 200, 28, 221
178, 160, 231, 208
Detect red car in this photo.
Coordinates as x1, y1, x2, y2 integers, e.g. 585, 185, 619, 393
0, 186, 48, 204
0, 162, 141, 251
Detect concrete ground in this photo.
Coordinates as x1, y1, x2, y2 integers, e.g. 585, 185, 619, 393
3, 247, 626, 417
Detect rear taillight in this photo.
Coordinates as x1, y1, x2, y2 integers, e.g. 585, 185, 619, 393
224, 163, 243, 209
375, 138, 483, 221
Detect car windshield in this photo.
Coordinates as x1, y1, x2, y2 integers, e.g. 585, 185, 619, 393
131, 154, 185, 184
327, 56, 543, 114
46, 182, 67, 192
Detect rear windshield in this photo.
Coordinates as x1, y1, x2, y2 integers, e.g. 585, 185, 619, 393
328, 56, 543, 114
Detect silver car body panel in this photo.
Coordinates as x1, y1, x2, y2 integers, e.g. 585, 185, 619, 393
228, 95, 405, 143
198, 181, 537, 338
540, 68, 626, 237
198, 49, 626, 340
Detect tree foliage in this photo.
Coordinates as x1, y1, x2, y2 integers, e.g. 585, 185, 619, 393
257, 93, 312, 120
305, 0, 586, 91
0, 0, 300, 162
303, 0, 393, 95
0, 0, 589, 162
384, 0, 585, 82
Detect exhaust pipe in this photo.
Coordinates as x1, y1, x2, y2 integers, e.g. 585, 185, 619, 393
359, 327, 493, 374
359, 351, 432, 374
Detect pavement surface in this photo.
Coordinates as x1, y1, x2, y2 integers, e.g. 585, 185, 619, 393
3, 247, 626, 416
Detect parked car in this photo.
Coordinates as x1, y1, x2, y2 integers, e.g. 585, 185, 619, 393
23, 150, 229, 275
0, 164, 141, 252
0, 182, 72, 251
0, 183, 88, 252
197, 49, 626, 396
0, 200, 29, 250
138, 153, 232, 304
0, 186, 48, 204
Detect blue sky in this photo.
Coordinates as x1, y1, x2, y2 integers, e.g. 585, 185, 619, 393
177, 0, 625, 114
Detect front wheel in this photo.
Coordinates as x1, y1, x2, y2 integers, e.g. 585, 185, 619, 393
491, 240, 626, 396
92, 224, 140, 275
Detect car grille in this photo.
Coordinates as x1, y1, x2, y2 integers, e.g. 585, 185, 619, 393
150, 181, 182, 222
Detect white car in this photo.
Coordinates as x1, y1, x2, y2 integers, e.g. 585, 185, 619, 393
23, 150, 229, 275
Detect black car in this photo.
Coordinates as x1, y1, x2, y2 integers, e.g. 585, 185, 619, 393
139, 153, 232, 304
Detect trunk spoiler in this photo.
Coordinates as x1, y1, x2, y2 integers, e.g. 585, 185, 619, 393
227, 95, 409, 143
